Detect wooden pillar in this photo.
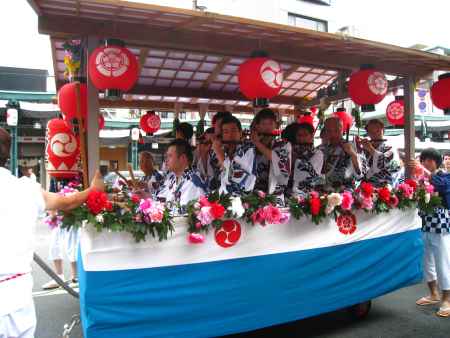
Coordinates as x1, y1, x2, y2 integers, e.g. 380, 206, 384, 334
86, 36, 100, 182
403, 76, 415, 178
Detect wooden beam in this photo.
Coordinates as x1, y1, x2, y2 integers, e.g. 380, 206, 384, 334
86, 36, 100, 182
39, 15, 446, 77
26, 0, 42, 15
99, 99, 295, 115
403, 76, 416, 179
201, 56, 230, 89
49, 37, 59, 90
138, 47, 149, 75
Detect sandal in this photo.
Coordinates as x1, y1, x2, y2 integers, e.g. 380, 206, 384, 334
416, 296, 441, 306
436, 307, 450, 318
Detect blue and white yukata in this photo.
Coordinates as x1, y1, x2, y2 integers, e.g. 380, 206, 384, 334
292, 144, 324, 198
254, 139, 291, 205
157, 167, 207, 215
219, 141, 257, 196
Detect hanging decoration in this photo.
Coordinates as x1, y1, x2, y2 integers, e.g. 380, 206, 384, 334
46, 118, 80, 179
298, 112, 317, 129
58, 82, 88, 123
336, 213, 357, 235
88, 39, 139, 100
430, 73, 450, 115
98, 114, 105, 130
62, 39, 83, 81
215, 220, 242, 248
140, 111, 161, 135
238, 51, 283, 107
386, 96, 405, 126
333, 107, 353, 132
348, 65, 388, 112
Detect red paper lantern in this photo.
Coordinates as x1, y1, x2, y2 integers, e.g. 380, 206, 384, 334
333, 108, 353, 131
238, 56, 283, 106
46, 118, 80, 179
98, 114, 105, 130
431, 73, 450, 115
298, 113, 317, 129
348, 65, 388, 112
88, 40, 139, 99
140, 111, 161, 134
58, 82, 87, 122
386, 96, 405, 126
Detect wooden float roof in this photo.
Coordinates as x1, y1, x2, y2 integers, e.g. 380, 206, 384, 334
28, 0, 450, 113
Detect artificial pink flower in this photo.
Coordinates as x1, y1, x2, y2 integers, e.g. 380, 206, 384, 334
263, 204, 282, 224
198, 206, 214, 225
195, 222, 202, 229
251, 208, 267, 225
389, 195, 399, 208
341, 191, 354, 211
425, 184, 435, 194
188, 233, 205, 244
398, 183, 414, 199
280, 212, 291, 224
139, 198, 152, 213
361, 197, 373, 210
258, 191, 266, 198
150, 209, 164, 223
199, 196, 211, 208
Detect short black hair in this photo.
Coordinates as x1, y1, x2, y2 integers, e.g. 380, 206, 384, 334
212, 111, 232, 126
365, 118, 384, 131
281, 123, 300, 144
204, 127, 215, 135
420, 148, 442, 167
220, 115, 242, 131
176, 122, 194, 140
168, 139, 193, 164
297, 122, 315, 135
253, 108, 277, 126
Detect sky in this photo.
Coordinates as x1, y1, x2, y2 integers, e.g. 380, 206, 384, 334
0, 0, 447, 84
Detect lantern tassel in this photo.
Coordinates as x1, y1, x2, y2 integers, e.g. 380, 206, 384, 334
74, 81, 89, 189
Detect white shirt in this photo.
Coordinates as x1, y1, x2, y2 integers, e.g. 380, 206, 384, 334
0, 167, 45, 316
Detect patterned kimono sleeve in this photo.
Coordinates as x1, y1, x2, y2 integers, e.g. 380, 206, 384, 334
347, 151, 365, 180
311, 149, 324, 176
220, 145, 256, 195
270, 141, 292, 187
156, 174, 172, 202
180, 173, 208, 207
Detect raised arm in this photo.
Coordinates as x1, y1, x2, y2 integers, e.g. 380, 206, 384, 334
42, 171, 104, 211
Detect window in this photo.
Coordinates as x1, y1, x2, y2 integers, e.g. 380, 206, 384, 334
288, 13, 328, 32
160, 111, 169, 119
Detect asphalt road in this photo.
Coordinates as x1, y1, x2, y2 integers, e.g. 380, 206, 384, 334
32, 220, 450, 338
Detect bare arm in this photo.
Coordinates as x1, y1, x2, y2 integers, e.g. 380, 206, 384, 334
42, 171, 104, 211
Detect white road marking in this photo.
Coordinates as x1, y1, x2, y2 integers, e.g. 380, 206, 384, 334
33, 287, 79, 298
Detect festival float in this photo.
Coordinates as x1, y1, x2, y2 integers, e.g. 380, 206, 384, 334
28, 1, 450, 337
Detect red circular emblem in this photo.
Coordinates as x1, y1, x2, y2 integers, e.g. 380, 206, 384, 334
215, 220, 241, 248
337, 213, 357, 235
386, 100, 404, 126
96, 47, 130, 77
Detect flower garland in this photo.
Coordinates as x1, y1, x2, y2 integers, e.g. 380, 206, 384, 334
60, 178, 441, 244
61, 190, 174, 243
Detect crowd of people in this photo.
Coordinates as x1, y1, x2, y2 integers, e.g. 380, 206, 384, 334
129, 109, 407, 212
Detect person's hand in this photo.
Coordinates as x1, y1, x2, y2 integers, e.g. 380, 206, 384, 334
341, 142, 357, 157
90, 170, 105, 192
360, 138, 376, 155
211, 136, 222, 154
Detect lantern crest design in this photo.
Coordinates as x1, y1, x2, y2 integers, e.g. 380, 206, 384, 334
348, 65, 388, 112
88, 39, 139, 99
140, 111, 161, 134
386, 96, 405, 126
430, 73, 450, 115
46, 119, 80, 178
238, 52, 283, 107
95, 47, 131, 78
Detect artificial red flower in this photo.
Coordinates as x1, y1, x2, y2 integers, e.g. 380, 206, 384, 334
377, 187, 391, 204
86, 190, 109, 215
210, 202, 225, 219
131, 194, 140, 204
105, 201, 113, 212
360, 182, 374, 199
405, 178, 418, 192
310, 196, 321, 216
